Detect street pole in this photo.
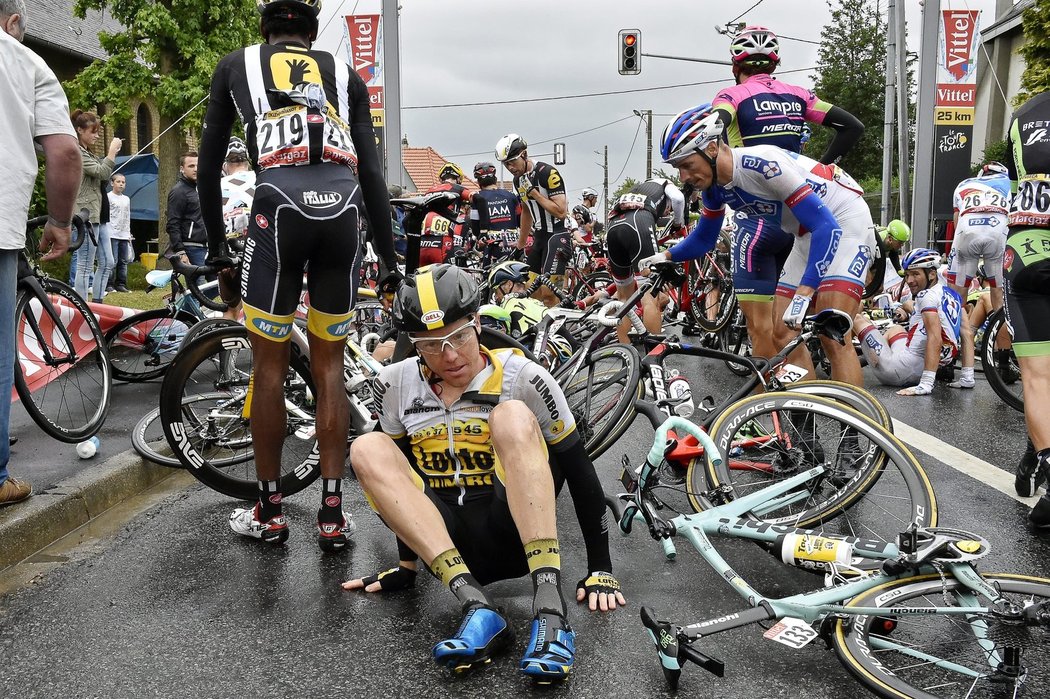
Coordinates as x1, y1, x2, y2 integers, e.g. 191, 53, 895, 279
634, 109, 653, 179
895, 0, 911, 223
603, 145, 609, 227
911, 0, 940, 246
880, 0, 898, 227
382, 0, 402, 187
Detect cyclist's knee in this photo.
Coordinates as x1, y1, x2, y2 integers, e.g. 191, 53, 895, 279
490, 401, 543, 452
351, 432, 402, 483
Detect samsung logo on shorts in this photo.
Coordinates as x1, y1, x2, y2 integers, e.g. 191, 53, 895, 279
302, 191, 342, 208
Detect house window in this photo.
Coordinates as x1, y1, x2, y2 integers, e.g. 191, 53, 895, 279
137, 103, 153, 153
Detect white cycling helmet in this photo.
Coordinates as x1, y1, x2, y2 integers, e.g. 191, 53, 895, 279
980, 161, 1008, 177
581, 187, 598, 200
495, 134, 528, 163
730, 25, 781, 65
661, 103, 723, 165
901, 247, 941, 270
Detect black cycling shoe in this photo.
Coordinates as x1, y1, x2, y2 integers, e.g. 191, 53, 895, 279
1015, 440, 1042, 498
996, 350, 1021, 385
1029, 496, 1050, 529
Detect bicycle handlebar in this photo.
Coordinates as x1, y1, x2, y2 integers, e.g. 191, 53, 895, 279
594, 300, 647, 335
172, 258, 230, 312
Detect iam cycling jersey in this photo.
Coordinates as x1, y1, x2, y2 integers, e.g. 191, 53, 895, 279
375, 347, 578, 506
471, 187, 521, 248
712, 73, 833, 151
946, 174, 1011, 287
670, 144, 875, 300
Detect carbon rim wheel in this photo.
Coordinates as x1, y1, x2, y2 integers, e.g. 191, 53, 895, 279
980, 308, 1023, 412
159, 325, 320, 500
105, 308, 200, 382
834, 573, 1050, 699
14, 277, 112, 442
557, 343, 642, 460
691, 392, 936, 570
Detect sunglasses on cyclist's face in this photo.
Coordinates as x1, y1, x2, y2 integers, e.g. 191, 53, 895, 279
409, 319, 478, 356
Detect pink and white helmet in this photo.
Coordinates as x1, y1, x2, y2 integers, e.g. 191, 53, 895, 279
730, 26, 781, 65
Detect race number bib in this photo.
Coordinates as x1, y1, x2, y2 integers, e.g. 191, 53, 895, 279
256, 106, 310, 170
1010, 174, 1050, 228
322, 112, 358, 169
959, 189, 1009, 216
617, 193, 648, 210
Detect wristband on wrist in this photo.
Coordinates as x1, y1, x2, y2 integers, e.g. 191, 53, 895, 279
47, 215, 72, 228
920, 370, 936, 387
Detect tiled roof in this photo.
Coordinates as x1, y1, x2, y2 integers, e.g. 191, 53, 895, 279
24, 0, 123, 61
402, 146, 478, 194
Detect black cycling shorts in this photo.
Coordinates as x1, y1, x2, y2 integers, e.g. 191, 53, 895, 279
526, 228, 570, 279
1004, 227, 1050, 357
606, 210, 658, 281
240, 163, 364, 342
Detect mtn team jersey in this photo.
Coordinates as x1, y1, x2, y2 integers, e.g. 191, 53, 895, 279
515, 161, 567, 235
712, 74, 833, 151
953, 174, 1011, 234
904, 284, 963, 366
375, 347, 577, 506
205, 43, 365, 173
1006, 91, 1050, 229
671, 145, 865, 290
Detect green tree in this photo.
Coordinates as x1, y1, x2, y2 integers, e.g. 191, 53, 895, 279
970, 138, 1009, 176
66, 0, 258, 251
1017, 0, 1050, 105
808, 0, 888, 182
612, 177, 639, 200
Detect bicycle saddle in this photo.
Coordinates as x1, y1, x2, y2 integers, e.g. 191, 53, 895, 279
145, 270, 174, 288
807, 308, 853, 344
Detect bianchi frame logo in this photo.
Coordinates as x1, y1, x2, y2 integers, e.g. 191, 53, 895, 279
302, 190, 342, 208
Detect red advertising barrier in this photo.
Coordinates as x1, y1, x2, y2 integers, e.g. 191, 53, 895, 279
14, 298, 135, 401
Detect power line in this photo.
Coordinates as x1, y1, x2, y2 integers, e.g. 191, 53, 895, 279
318, 0, 354, 42
728, 0, 767, 25
611, 118, 644, 184
403, 67, 816, 111
443, 115, 637, 159
778, 33, 821, 45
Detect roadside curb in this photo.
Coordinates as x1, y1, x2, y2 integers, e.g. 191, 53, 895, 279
0, 450, 183, 570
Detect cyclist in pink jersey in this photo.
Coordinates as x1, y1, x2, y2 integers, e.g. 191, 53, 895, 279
713, 26, 863, 163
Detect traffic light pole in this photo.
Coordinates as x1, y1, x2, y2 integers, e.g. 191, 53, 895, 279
603, 145, 609, 226
641, 53, 733, 66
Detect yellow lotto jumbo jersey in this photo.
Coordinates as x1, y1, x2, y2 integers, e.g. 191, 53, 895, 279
374, 347, 577, 505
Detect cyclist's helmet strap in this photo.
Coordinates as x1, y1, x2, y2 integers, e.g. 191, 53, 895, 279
393, 264, 481, 333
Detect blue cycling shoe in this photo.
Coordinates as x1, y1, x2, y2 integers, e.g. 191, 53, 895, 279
519, 611, 576, 683
432, 604, 513, 673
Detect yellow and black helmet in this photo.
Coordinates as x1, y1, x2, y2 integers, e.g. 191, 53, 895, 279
393, 264, 481, 332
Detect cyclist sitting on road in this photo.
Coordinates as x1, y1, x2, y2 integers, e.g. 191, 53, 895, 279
342, 264, 625, 682
944, 162, 1012, 390
714, 25, 864, 163
470, 161, 521, 265
495, 133, 569, 308
853, 249, 962, 396
196, 0, 400, 550
651, 103, 877, 387
597, 177, 685, 341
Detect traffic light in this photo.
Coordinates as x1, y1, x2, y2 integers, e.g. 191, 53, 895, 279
618, 29, 641, 75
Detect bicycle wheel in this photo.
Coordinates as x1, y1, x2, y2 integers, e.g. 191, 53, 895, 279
788, 380, 893, 432
178, 317, 241, 351
134, 392, 249, 469
980, 307, 1023, 412
691, 392, 936, 562
105, 308, 200, 382
834, 572, 1050, 698
557, 343, 642, 460
721, 307, 753, 377
14, 277, 112, 442
347, 300, 390, 345
687, 257, 736, 332
159, 325, 320, 500
572, 271, 613, 302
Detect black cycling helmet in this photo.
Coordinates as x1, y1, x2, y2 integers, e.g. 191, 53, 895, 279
225, 137, 249, 162
393, 264, 481, 332
488, 260, 530, 289
474, 161, 497, 186
572, 204, 592, 225
257, 0, 322, 17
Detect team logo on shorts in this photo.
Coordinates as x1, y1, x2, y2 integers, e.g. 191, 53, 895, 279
302, 190, 343, 208
255, 214, 269, 230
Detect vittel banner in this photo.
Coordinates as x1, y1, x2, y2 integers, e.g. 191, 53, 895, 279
932, 9, 980, 218
345, 11, 385, 168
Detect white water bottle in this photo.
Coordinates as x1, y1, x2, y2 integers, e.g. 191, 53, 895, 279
666, 373, 695, 418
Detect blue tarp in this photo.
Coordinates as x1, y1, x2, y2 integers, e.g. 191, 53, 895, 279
114, 154, 159, 221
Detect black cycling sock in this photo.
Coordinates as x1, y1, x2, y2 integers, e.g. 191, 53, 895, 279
257, 480, 282, 521
429, 547, 490, 609
526, 538, 566, 617
318, 478, 342, 523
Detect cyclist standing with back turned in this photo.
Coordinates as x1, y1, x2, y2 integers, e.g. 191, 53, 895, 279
197, 0, 399, 550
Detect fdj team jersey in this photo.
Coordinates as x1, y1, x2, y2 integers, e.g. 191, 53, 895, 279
375, 348, 577, 506
905, 284, 963, 366
712, 74, 833, 151
953, 175, 1011, 231
206, 43, 364, 173
1007, 92, 1050, 229
516, 161, 566, 235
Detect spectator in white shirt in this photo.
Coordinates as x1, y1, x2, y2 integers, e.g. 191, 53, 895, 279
107, 173, 133, 292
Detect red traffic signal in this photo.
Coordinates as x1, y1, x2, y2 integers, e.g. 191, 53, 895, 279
618, 29, 641, 75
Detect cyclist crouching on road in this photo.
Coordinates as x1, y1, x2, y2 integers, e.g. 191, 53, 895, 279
853, 249, 962, 396
343, 264, 624, 682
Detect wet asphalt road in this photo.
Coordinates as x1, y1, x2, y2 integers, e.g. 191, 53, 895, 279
1, 358, 1049, 698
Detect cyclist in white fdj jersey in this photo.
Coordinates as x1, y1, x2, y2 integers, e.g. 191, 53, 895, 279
853, 248, 963, 395
651, 104, 876, 386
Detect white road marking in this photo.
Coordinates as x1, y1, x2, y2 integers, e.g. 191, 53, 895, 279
892, 418, 1040, 506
